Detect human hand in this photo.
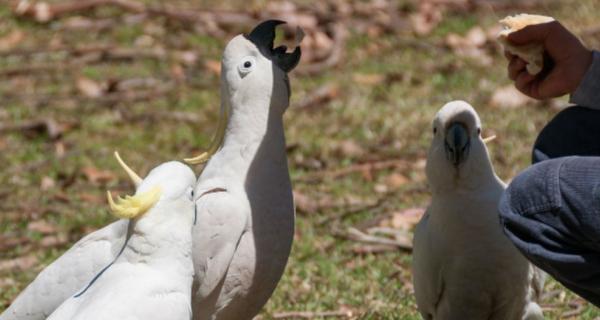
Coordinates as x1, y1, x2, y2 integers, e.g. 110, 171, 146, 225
505, 21, 593, 100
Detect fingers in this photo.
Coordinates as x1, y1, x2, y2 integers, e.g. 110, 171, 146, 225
514, 70, 538, 98
508, 56, 527, 80
507, 21, 557, 45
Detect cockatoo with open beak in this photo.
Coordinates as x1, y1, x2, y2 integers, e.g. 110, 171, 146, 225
412, 101, 544, 320
0, 20, 303, 320
184, 20, 302, 319
47, 156, 196, 320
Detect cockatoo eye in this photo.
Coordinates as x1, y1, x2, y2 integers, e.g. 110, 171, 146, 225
238, 56, 256, 75
187, 187, 194, 201
477, 128, 481, 135
433, 127, 437, 135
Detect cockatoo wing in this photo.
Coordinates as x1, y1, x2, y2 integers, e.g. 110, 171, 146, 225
48, 264, 192, 320
0, 220, 127, 320
192, 189, 249, 300
412, 208, 444, 319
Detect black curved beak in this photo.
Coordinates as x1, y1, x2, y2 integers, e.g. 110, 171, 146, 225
245, 20, 303, 73
444, 122, 471, 167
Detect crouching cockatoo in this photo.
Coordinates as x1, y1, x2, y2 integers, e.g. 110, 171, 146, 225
412, 101, 544, 320
47, 155, 196, 320
0, 20, 303, 320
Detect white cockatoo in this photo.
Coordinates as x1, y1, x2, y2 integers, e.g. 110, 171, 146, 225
183, 20, 302, 319
1, 20, 302, 320
412, 101, 544, 320
47, 156, 196, 320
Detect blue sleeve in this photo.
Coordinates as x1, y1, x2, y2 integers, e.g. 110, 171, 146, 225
570, 50, 600, 109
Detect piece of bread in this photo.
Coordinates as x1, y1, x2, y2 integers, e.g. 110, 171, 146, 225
498, 14, 555, 75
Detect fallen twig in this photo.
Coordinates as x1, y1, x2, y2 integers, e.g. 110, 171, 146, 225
351, 243, 398, 254
317, 192, 394, 225
336, 227, 412, 251
272, 309, 355, 319
561, 301, 585, 318
0, 118, 63, 140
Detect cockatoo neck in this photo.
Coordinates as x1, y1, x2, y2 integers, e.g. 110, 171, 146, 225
204, 90, 288, 183
121, 200, 194, 276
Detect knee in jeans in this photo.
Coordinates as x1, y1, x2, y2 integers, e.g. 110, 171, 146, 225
502, 158, 566, 217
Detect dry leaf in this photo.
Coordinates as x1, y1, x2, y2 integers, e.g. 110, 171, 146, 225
293, 190, 317, 214
177, 50, 198, 66
52, 191, 70, 203
0, 30, 25, 51
40, 176, 55, 191
40, 234, 68, 248
384, 172, 408, 189
0, 236, 29, 251
410, 2, 443, 36
490, 85, 535, 109
374, 184, 388, 194
0, 255, 38, 272
204, 60, 221, 76
170, 63, 186, 82
79, 192, 104, 204
336, 139, 365, 158
27, 220, 58, 234
352, 73, 385, 86
380, 207, 426, 231
0, 278, 16, 288
445, 26, 492, 66
81, 166, 116, 185
76, 77, 104, 98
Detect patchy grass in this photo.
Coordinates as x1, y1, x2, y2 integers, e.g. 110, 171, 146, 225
1, 0, 600, 319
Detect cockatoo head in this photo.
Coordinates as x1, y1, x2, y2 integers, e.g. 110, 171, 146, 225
107, 152, 196, 223
426, 101, 496, 190
185, 20, 303, 165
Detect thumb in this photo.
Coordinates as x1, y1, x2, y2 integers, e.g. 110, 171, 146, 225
507, 21, 555, 46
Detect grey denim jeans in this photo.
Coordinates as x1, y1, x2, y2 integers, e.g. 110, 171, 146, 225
499, 106, 600, 307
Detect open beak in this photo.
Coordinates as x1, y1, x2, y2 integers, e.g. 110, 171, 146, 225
245, 20, 303, 73
184, 104, 229, 165
444, 122, 471, 167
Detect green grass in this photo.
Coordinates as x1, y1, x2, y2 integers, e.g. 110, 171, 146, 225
1, 0, 600, 318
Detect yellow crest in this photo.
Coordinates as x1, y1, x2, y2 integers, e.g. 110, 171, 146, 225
106, 186, 161, 219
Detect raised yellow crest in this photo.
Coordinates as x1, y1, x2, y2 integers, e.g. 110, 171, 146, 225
106, 187, 161, 219
107, 151, 161, 219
